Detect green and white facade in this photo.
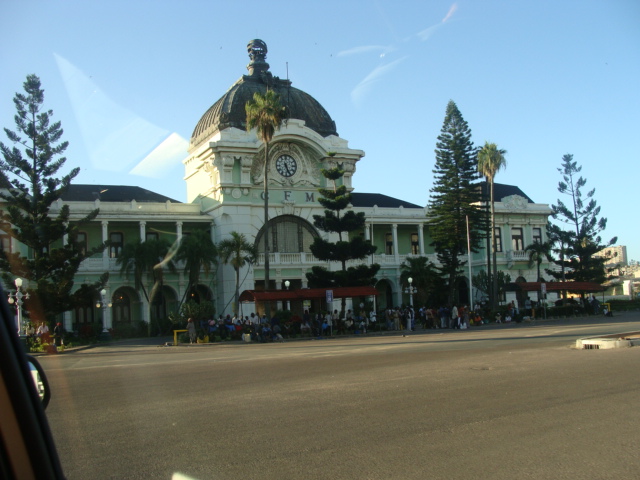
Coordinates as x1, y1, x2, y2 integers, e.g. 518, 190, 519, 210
1, 40, 553, 331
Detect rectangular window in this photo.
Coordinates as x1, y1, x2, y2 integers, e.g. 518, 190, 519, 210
110, 232, 123, 258
76, 232, 87, 256
511, 227, 524, 251
411, 233, 419, 255
493, 227, 502, 253
385, 233, 393, 255
146, 232, 159, 242
532, 227, 542, 244
0, 234, 10, 253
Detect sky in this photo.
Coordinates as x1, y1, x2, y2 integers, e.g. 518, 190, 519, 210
1, 0, 639, 262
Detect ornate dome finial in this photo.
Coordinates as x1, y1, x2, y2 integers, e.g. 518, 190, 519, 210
247, 39, 269, 77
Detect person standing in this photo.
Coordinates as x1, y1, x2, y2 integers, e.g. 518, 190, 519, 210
187, 318, 197, 344
53, 322, 64, 347
37, 322, 50, 342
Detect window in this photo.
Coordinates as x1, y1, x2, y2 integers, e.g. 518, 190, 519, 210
0, 234, 10, 254
146, 232, 159, 242
385, 233, 393, 255
74, 306, 94, 325
410, 233, 419, 255
112, 294, 131, 323
511, 227, 524, 251
255, 215, 318, 253
110, 232, 123, 258
76, 232, 87, 256
493, 227, 502, 252
532, 227, 542, 244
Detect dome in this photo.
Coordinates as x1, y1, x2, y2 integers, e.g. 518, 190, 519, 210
190, 39, 338, 150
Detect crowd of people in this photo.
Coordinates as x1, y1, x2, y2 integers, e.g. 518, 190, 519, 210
190, 301, 527, 343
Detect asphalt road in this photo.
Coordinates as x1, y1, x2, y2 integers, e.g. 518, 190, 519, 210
41, 314, 640, 480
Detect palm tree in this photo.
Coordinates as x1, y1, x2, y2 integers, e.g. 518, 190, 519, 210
175, 229, 218, 305
399, 256, 442, 307
245, 90, 285, 318
218, 231, 258, 316
477, 142, 507, 309
116, 238, 175, 335
525, 241, 552, 300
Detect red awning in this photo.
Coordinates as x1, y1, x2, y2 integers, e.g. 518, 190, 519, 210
508, 281, 605, 293
239, 286, 378, 303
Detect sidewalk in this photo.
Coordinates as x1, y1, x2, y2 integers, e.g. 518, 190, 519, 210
32, 310, 640, 355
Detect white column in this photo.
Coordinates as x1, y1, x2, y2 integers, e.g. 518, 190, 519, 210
392, 224, 399, 261
417, 223, 425, 256
101, 221, 109, 270
364, 223, 370, 241
139, 221, 146, 242
104, 288, 113, 330
176, 221, 183, 241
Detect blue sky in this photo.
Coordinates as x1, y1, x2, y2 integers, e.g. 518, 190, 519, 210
1, 0, 638, 262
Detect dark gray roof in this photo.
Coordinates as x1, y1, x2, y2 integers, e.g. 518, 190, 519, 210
190, 41, 337, 149
478, 182, 534, 203
350, 193, 424, 209
60, 185, 181, 203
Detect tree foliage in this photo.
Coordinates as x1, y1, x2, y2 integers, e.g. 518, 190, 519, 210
218, 231, 257, 315
246, 90, 285, 317
175, 228, 217, 303
525, 240, 553, 282
477, 141, 507, 309
0, 74, 104, 322
306, 166, 379, 292
116, 238, 176, 334
428, 100, 487, 304
472, 269, 512, 303
399, 256, 443, 306
549, 154, 616, 284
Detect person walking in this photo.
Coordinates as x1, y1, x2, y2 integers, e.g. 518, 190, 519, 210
187, 318, 197, 344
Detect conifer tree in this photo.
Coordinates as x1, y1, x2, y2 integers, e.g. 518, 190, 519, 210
0, 74, 103, 323
306, 165, 379, 311
548, 154, 616, 285
428, 100, 487, 304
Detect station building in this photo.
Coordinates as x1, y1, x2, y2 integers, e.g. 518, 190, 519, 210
1, 40, 553, 331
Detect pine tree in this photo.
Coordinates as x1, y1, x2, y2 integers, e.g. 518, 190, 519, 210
306, 165, 379, 312
549, 154, 616, 285
428, 100, 487, 304
0, 74, 103, 323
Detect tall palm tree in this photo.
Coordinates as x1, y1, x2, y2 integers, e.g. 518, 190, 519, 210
218, 231, 258, 316
525, 241, 552, 300
175, 229, 218, 305
245, 90, 285, 318
116, 238, 175, 334
477, 142, 507, 309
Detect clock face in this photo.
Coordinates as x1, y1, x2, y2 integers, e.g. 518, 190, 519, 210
275, 154, 297, 177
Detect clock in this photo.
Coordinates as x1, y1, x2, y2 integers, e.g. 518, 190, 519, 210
275, 154, 297, 177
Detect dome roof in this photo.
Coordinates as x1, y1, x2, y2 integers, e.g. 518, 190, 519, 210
190, 40, 338, 149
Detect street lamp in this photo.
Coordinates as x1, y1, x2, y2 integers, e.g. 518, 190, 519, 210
96, 288, 112, 341
284, 280, 291, 311
7, 277, 29, 335
404, 277, 417, 332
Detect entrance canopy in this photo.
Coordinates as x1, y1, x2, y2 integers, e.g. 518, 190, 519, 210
506, 281, 605, 293
239, 286, 378, 302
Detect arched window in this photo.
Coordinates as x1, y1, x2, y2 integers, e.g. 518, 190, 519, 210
255, 215, 319, 253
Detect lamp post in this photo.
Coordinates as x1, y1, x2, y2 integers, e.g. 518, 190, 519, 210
7, 277, 29, 335
96, 288, 112, 341
284, 280, 290, 311
404, 277, 417, 332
